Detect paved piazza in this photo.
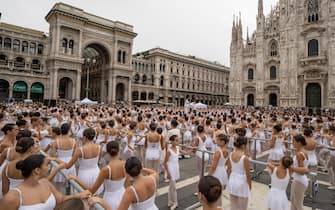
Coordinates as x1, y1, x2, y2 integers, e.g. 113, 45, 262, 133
1, 0, 335, 210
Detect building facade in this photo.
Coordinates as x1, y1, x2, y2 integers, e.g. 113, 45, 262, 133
230, 0, 335, 108
0, 3, 230, 105
132, 48, 229, 106
0, 2, 136, 103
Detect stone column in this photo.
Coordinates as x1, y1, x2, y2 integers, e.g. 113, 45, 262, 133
111, 76, 116, 104
100, 70, 105, 103
9, 86, 13, 98
76, 70, 81, 100
27, 85, 31, 99
128, 77, 132, 104
55, 25, 61, 56
52, 69, 58, 99
107, 71, 113, 103
78, 30, 83, 57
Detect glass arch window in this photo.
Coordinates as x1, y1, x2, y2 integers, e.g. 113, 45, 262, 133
308, 39, 318, 57
247, 68, 254, 81
270, 66, 276, 80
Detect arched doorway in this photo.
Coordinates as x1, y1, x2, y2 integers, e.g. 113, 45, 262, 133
269, 93, 277, 107
30, 82, 44, 102
59, 77, 73, 99
306, 83, 321, 108
0, 79, 9, 101
116, 83, 125, 102
132, 91, 139, 101
247, 94, 254, 106
82, 43, 110, 101
13, 81, 28, 101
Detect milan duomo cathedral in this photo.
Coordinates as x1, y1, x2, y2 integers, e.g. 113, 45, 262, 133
229, 0, 335, 109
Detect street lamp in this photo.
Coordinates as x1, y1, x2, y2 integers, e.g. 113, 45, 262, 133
85, 58, 96, 99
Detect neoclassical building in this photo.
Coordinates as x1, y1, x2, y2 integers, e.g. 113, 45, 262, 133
0, 2, 136, 103
132, 48, 229, 106
0, 2, 230, 105
230, 0, 335, 108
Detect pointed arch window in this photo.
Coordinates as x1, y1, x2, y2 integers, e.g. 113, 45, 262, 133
308, 39, 318, 57
270, 66, 276, 80
270, 40, 278, 56
247, 68, 254, 81
308, 0, 319, 23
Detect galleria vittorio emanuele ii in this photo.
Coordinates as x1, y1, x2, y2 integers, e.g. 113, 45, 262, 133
0, 0, 335, 210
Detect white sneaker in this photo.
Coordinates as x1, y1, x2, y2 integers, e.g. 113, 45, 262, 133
194, 192, 198, 196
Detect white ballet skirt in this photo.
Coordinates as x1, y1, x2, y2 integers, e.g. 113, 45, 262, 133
306, 149, 317, 166
227, 154, 250, 198
78, 147, 103, 195
167, 147, 180, 181
145, 141, 161, 161
196, 137, 209, 161
266, 167, 290, 210
103, 166, 126, 210
269, 137, 285, 161
212, 149, 228, 186
250, 132, 261, 154
54, 144, 76, 183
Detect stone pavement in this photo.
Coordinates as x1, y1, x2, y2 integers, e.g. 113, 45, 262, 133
155, 155, 335, 210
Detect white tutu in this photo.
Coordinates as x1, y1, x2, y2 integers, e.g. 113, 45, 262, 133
266, 188, 289, 210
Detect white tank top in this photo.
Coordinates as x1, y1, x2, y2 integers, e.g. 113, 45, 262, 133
13, 188, 56, 210
292, 152, 309, 187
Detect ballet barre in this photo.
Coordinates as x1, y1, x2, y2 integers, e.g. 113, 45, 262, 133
39, 150, 106, 210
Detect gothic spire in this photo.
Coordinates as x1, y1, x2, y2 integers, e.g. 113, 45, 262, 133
258, 0, 264, 16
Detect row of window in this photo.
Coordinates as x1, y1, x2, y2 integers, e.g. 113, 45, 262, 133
247, 66, 277, 81
0, 37, 44, 55
268, 39, 318, 57
0, 54, 42, 69
117, 50, 127, 64
62, 38, 74, 54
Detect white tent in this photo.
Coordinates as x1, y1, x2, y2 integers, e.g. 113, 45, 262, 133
193, 102, 208, 109
79, 97, 98, 105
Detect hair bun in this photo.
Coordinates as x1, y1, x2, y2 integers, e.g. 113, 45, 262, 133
16, 160, 25, 170
15, 146, 24, 153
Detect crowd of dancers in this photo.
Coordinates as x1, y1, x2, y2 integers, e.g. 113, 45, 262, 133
0, 102, 334, 210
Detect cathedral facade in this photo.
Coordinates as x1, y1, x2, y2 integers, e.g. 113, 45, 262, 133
229, 0, 335, 108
